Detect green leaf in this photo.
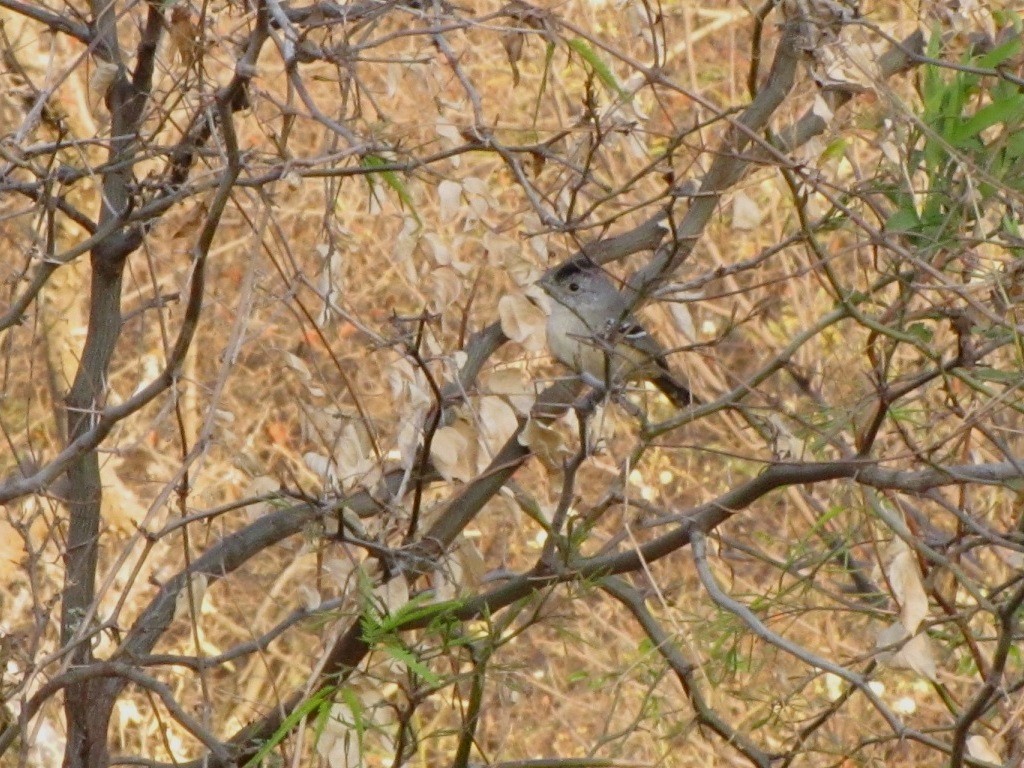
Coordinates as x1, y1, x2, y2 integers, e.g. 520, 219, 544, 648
566, 38, 626, 97
364, 592, 460, 640
380, 642, 443, 686
906, 323, 934, 344
361, 154, 420, 223
974, 36, 1023, 69
972, 367, 1024, 383
339, 687, 365, 747
886, 207, 920, 234
949, 96, 1024, 146
820, 138, 848, 162
244, 686, 335, 767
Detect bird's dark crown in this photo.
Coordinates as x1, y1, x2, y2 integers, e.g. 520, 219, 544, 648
550, 257, 597, 284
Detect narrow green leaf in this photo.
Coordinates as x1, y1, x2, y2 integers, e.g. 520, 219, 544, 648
361, 154, 420, 223
339, 687, 365, 746
886, 207, 920, 234
974, 36, 1023, 69
380, 642, 443, 686
949, 97, 1024, 146
566, 38, 626, 97
243, 686, 335, 767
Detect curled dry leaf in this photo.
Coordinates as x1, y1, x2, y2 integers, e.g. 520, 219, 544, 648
284, 351, 312, 381
884, 537, 929, 634
498, 292, 547, 351
462, 176, 493, 221
502, 31, 525, 85
502, 250, 542, 287
476, 396, 520, 467
482, 367, 535, 415
432, 551, 463, 602
875, 620, 938, 682
966, 735, 1002, 763
482, 230, 519, 266
430, 420, 477, 482
522, 212, 548, 260
323, 550, 362, 593
316, 703, 361, 768
438, 179, 463, 221
424, 232, 471, 273
454, 534, 487, 590
335, 422, 379, 491
303, 451, 335, 486
426, 266, 462, 313
391, 215, 421, 283
88, 60, 119, 116
518, 415, 568, 470
388, 356, 433, 411
373, 574, 410, 616
395, 409, 426, 470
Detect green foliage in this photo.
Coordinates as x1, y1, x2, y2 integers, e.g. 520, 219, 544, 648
243, 685, 336, 767
885, 24, 1024, 259
360, 154, 420, 223
566, 38, 627, 98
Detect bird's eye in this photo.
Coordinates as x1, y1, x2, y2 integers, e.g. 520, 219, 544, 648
568, 282, 580, 292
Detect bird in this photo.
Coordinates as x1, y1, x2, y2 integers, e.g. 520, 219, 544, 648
538, 257, 695, 408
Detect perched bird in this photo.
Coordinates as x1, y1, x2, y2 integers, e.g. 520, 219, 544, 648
539, 257, 695, 407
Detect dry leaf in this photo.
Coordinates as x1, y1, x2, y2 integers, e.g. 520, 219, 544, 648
373, 575, 410, 615
518, 416, 567, 469
454, 534, 487, 590
876, 621, 938, 681
498, 292, 546, 351
174, 573, 209, 621
811, 94, 834, 123
430, 422, 475, 482
426, 266, 462, 312
0, 521, 25, 579
502, 31, 524, 85
482, 367, 535, 414
298, 583, 322, 611
966, 735, 1002, 763
323, 551, 362, 593
169, 5, 201, 67
667, 302, 696, 343
335, 422, 378, 490
432, 552, 462, 602
438, 179, 462, 220
88, 60, 119, 116
884, 538, 929, 634
284, 351, 312, 381
317, 703, 361, 768
476, 396, 519, 466
304, 451, 335, 486
731, 191, 763, 230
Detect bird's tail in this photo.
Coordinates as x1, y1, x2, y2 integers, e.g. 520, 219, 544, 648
651, 372, 698, 408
